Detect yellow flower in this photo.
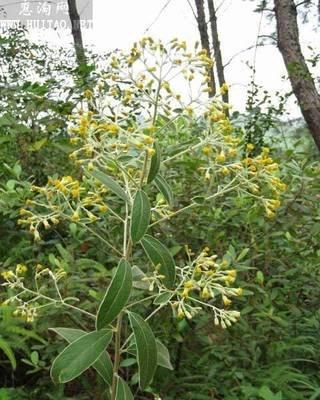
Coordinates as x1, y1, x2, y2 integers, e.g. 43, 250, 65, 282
235, 288, 243, 296
216, 151, 226, 163
71, 188, 80, 198
202, 145, 212, 156
84, 89, 93, 99
16, 264, 28, 275
71, 211, 80, 222
147, 148, 156, 157
177, 308, 185, 319
226, 269, 237, 284
1, 271, 15, 280
184, 280, 194, 289
36, 264, 44, 271
220, 83, 229, 95
42, 219, 50, 230
50, 217, 59, 225
99, 205, 108, 213
105, 123, 119, 136
201, 287, 211, 299
246, 143, 255, 152
222, 295, 232, 306
228, 148, 237, 157
266, 208, 275, 219
181, 288, 190, 298
19, 208, 30, 216
221, 167, 229, 175
34, 230, 41, 242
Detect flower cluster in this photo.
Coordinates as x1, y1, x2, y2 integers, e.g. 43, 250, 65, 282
1, 263, 67, 322
147, 248, 242, 329
198, 121, 286, 219
18, 174, 111, 241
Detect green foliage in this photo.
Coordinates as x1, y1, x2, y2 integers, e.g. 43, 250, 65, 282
96, 260, 133, 329
50, 329, 113, 384
0, 30, 319, 400
140, 235, 176, 288
128, 312, 157, 390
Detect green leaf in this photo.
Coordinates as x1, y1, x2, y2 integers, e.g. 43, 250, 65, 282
116, 377, 134, 400
50, 327, 113, 385
96, 259, 133, 329
30, 351, 39, 365
130, 190, 151, 243
147, 141, 161, 183
154, 175, 173, 205
50, 329, 112, 384
128, 312, 157, 389
28, 138, 47, 152
0, 337, 16, 370
156, 340, 173, 370
259, 386, 282, 400
237, 247, 250, 261
132, 265, 149, 290
140, 234, 176, 287
91, 169, 129, 203
153, 292, 172, 305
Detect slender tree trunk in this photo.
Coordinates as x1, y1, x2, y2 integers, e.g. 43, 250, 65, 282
274, 0, 320, 150
207, 0, 229, 104
67, 0, 86, 67
194, 0, 216, 96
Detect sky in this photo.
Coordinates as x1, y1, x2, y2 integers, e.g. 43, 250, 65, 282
22, 0, 320, 116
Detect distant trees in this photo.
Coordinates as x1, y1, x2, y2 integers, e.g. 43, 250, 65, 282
193, 0, 228, 103
67, 0, 86, 67
274, 0, 320, 150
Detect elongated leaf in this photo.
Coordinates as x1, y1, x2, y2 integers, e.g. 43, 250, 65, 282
91, 169, 129, 203
130, 190, 151, 243
156, 340, 173, 370
132, 265, 149, 290
96, 259, 132, 329
140, 235, 176, 287
116, 377, 134, 400
128, 312, 157, 389
154, 175, 173, 205
153, 292, 172, 305
50, 327, 113, 385
0, 337, 16, 370
51, 329, 112, 383
147, 141, 161, 183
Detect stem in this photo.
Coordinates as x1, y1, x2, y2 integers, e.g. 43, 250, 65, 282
17, 286, 95, 318
140, 150, 150, 187
79, 222, 123, 257
110, 175, 132, 399
150, 178, 240, 227
111, 314, 123, 400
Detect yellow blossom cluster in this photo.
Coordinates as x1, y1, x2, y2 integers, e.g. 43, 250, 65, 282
198, 111, 286, 219
18, 174, 110, 242
2, 263, 67, 322
169, 248, 242, 328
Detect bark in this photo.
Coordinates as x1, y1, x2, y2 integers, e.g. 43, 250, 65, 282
207, 0, 229, 104
274, 0, 320, 150
67, 0, 86, 67
194, 0, 216, 96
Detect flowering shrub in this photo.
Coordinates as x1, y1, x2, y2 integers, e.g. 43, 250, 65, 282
2, 39, 286, 399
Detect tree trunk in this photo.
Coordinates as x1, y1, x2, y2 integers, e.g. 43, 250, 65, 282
67, 0, 86, 67
274, 0, 320, 151
194, 0, 216, 96
207, 0, 229, 104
